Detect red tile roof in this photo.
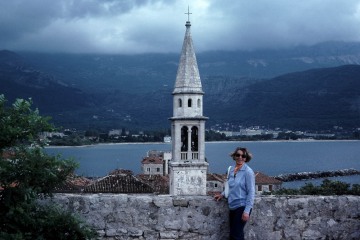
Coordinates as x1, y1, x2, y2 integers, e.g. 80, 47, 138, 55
255, 171, 282, 184
207, 173, 226, 182
53, 175, 93, 193
137, 174, 169, 194
141, 156, 163, 164
108, 168, 133, 175
83, 173, 153, 193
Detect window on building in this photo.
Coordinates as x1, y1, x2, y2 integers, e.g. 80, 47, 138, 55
178, 98, 182, 107
215, 183, 218, 187
191, 126, 198, 151
258, 185, 262, 191
147, 168, 150, 172
157, 168, 160, 172
188, 98, 192, 107
269, 185, 273, 191
181, 126, 188, 151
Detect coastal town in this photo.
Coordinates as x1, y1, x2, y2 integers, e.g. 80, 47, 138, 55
55, 149, 282, 195
52, 149, 359, 196
40, 123, 360, 147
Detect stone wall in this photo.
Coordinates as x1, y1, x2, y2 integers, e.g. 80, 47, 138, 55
49, 194, 360, 240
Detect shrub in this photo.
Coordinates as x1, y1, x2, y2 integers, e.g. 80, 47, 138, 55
0, 95, 97, 239
273, 179, 359, 196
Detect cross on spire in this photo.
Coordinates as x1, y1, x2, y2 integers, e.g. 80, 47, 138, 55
185, 6, 192, 21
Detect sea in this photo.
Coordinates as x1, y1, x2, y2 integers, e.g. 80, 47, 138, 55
45, 140, 360, 189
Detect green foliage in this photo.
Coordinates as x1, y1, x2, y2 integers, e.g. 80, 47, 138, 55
205, 130, 227, 141
1, 201, 96, 239
298, 183, 320, 195
318, 179, 351, 195
0, 147, 77, 197
272, 179, 360, 196
351, 184, 360, 195
0, 95, 97, 239
270, 187, 300, 195
0, 95, 53, 149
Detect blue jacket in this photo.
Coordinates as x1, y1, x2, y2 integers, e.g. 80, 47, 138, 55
224, 164, 255, 213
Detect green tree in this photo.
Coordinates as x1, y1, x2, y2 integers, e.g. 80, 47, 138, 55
0, 95, 96, 239
205, 130, 226, 141
299, 183, 320, 195
318, 179, 351, 195
272, 179, 359, 196
351, 184, 360, 195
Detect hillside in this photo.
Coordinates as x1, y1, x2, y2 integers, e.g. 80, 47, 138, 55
0, 50, 96, 116
217, 65, 360, 130
18, 41, 360, 94
1, 45, 359, 131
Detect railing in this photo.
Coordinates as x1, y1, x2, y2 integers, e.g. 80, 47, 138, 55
192, 152, 199, 160
180, 152, 199, 160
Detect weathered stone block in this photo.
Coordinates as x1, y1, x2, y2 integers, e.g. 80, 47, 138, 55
172, 198, 189, 207
160, 230, 179, 239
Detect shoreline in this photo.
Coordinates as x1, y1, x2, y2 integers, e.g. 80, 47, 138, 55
45, 139, 360, 148
45, 142, 171, 148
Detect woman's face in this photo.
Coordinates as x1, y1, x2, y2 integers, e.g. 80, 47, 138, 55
234, 150, 246, 165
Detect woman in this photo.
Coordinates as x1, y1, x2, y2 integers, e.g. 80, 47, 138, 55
214, 147, 255, 240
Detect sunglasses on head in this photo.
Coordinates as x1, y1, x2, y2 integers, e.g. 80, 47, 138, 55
235, 153, 246, 158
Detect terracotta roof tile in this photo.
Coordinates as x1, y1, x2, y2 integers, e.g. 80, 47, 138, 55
141, 156, 163, 164
255, 171, 282, 184
137, 174, 169, 194
108, 168, 133, 175
83, 173, 153, 193
207, 173, 226, 182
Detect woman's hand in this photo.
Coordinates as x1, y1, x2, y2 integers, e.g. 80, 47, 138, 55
242, 212, 250, 222
214, 193, 223, 201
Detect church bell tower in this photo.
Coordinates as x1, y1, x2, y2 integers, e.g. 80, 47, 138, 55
169, 12, 208, 196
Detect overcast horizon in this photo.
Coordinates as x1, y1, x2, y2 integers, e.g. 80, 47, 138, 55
2, 0, 360, 54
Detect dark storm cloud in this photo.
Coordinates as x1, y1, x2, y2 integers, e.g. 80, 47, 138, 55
198, 0, 360, 51
1, 0, 360, 53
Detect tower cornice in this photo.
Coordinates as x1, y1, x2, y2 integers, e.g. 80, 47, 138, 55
172, 90, 204, 95
169, 116, 209, 121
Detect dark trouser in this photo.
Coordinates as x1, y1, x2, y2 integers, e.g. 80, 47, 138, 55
229, 206, 251, 240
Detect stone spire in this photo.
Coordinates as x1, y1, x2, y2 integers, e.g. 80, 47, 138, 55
173, 20, 203, 94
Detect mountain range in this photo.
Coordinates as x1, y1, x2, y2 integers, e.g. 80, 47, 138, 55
1, 41, 360, 131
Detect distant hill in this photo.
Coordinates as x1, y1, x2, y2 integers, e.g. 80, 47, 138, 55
1, 43, 360, 131
211, 65, 360, 130
0, 50, 96, 116
18, 41, 360, 94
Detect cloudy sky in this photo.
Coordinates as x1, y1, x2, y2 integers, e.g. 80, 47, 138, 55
1, 0, 360, 54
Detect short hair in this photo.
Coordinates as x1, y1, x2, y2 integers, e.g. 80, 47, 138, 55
230, 147, 252, 162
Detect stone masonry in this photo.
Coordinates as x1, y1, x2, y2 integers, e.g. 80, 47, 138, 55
48, 194, 360, 240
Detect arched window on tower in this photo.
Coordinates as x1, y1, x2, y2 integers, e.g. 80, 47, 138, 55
178, 98, 182, 107
181, 126, 188, 151
191, 126, 198, 152
188, 98, 192, 107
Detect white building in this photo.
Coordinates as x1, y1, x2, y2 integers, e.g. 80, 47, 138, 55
108, 129, 122, 136
254, 172, 282, 194
141, 156, 163, 175
163, 135, 171, 143
141, 150, 171, 175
